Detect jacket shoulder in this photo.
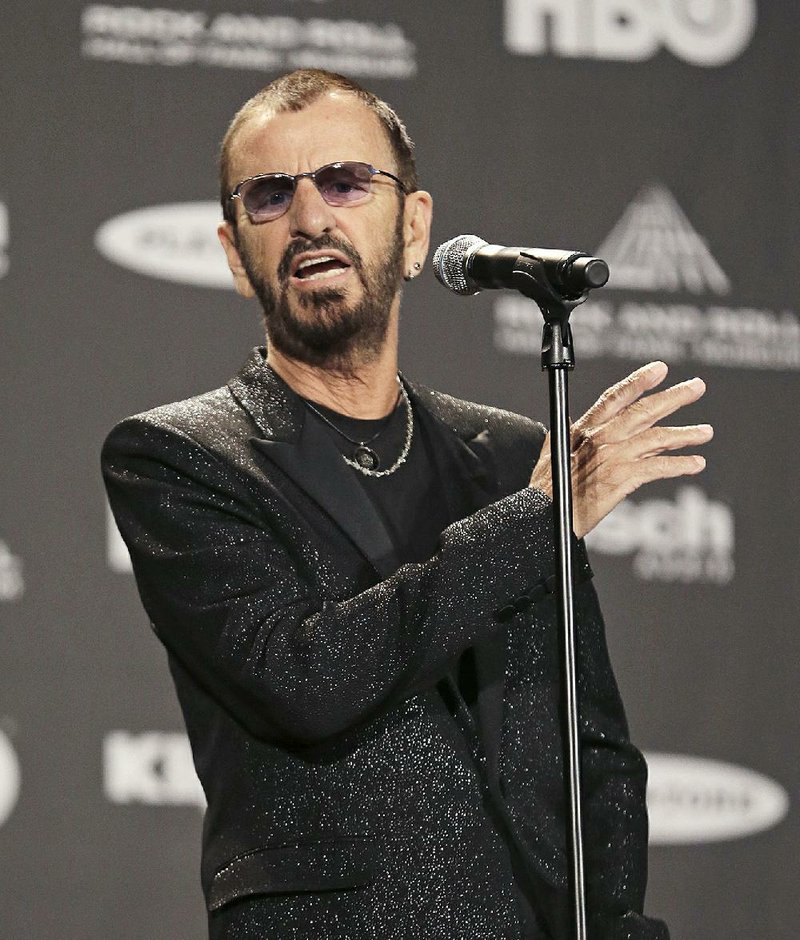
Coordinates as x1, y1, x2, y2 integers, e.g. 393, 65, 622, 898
102, 383, 253, 465
410, 382, 546, 491
410, 382, 546, 448
126, 384, 238, 432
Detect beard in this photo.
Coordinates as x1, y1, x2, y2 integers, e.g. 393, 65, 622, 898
237, 209, 405, 374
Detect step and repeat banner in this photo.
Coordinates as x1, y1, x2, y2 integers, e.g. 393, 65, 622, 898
2, 1, 797, 937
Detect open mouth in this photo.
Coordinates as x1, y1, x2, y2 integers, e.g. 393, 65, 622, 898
292, 254, 352, 283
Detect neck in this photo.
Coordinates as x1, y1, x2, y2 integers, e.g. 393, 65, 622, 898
267, 317, 401, 419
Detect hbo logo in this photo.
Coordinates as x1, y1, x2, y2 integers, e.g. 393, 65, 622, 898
505, 0, 757, 67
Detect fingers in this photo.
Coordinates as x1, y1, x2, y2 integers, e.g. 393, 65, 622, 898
580, 375, 707, 447
629, 453, 707, 489
614, 376, 706, 438
575, 360, 669, 432
619, 422, 714, 459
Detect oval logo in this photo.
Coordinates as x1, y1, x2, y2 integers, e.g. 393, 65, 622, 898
95, 202, 233, 289
645, 752, 789, 844
0, 729, 21, 827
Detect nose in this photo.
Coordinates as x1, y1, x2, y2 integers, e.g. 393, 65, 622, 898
287, 177, 336, 239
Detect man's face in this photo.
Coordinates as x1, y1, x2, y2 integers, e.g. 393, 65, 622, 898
221, 93, 410, 372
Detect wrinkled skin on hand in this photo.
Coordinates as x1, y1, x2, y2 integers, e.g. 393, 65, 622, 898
530, 361, 713, 540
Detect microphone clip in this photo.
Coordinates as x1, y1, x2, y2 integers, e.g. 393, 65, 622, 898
511, 251, 591, 314
509, 254, 582, 369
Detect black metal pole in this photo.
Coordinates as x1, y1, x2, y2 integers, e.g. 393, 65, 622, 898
542, 318, 587, 940
503, 252, 607, 940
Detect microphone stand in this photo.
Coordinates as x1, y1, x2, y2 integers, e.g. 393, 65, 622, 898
508, 252, 600, 940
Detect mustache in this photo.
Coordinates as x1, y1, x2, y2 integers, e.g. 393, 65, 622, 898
278, 234, 363, 283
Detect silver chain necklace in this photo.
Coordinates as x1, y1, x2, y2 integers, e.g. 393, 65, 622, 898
303, 381, 414, 478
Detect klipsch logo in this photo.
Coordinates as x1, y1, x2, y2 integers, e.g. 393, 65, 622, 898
494, 183, 800, 370
585, 485, 734, 584
81, 5, 416, 78
645, 752, 789, 844
0, 729, 21, 828
104, 731, 206, 807
0, 539, 24, 601
505, 0, 757, 66
95, 202, 232, 289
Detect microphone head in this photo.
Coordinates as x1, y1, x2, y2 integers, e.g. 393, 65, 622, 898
432, 234, 487, 295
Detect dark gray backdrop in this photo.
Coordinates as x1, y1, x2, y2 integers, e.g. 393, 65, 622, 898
2, 1, 797, 937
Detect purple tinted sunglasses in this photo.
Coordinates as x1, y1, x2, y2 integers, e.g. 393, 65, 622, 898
227, 161, 406, 223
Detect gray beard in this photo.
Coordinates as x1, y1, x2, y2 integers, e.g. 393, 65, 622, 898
238, 219, 405, 374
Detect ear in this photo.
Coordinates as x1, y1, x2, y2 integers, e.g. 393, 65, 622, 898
401, 190, 433, 277
217, 222, 256, 298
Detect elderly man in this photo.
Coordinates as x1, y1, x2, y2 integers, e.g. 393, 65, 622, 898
103, 69, 711, 939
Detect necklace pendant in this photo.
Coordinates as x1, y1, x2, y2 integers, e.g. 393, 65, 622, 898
353, 445, 380, 471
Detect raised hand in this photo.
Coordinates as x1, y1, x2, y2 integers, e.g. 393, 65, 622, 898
529, 361, 713, 540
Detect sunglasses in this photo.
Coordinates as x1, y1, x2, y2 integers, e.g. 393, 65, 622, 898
227, 161, 407, 223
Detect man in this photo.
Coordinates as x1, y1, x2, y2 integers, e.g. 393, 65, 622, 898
103, 69, 711, 939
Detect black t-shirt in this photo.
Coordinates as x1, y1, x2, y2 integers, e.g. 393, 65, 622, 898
302, 392, 451, 566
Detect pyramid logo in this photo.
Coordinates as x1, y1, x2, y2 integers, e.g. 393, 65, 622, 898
597, 185, 730, 295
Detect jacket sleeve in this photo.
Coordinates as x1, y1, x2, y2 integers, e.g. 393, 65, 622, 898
497, 564, 667, 939
576, 578, 670, 940
102, 415, 560, 746
505, 572, 668, 939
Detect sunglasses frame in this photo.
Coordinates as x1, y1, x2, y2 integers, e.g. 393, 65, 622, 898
226, 161, 407, 223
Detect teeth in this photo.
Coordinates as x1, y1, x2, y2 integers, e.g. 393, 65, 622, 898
301, 268, 346, 282
296, 255, 335, 271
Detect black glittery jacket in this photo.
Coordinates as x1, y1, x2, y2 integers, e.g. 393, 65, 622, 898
102, 347, 668, 940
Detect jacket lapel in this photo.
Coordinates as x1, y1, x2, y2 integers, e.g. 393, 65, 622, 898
252, 423, 400, 579
228, 348, 399, 579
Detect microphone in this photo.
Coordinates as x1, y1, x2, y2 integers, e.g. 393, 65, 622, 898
432, 234, 609, 298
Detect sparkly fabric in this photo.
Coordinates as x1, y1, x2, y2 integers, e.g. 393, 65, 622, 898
102, 347, 668, 940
